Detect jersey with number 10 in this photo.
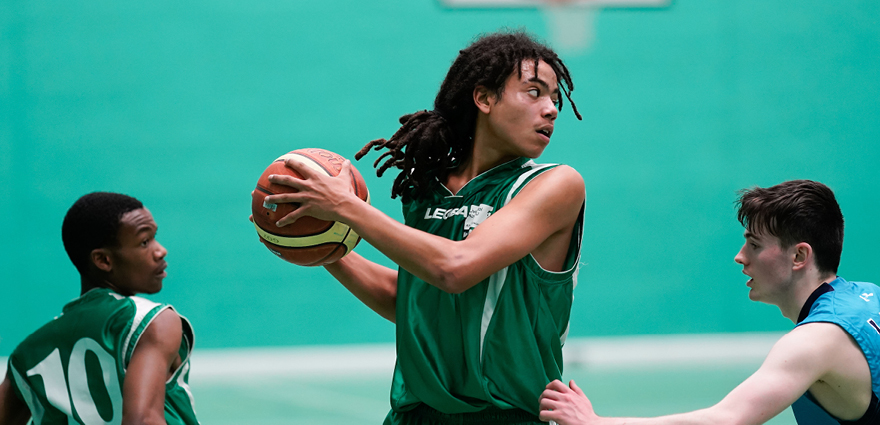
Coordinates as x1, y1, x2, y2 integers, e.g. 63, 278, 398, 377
7, 288, 198, 425
389, 158, 585, 417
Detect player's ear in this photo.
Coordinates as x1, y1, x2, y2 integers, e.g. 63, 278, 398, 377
91, 248, 113, 273
473, 86, 494, 114
792, 242, 812, 271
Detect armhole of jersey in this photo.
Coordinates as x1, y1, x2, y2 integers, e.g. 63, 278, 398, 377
849, 319, 880, 397
503, 162, 585, 276
167, 309, 195, 385
800, 317, 880, 398
502, 162, 557, 206
121, 296, 167, 370
9, 364, 45, 422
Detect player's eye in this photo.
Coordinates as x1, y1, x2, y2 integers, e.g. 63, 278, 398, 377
527, 88, 540, 97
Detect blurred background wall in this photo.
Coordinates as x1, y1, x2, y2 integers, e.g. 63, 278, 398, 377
2, 0, 878, 356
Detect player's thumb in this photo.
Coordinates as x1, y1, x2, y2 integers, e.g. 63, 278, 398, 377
340, 159, 352, 176
570, 379, 585, 396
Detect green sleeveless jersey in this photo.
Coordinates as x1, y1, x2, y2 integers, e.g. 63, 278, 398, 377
390, 158, 584, 417
7, 288, 199, 425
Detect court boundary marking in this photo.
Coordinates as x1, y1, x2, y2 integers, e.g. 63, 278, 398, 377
0, 332, 784, 382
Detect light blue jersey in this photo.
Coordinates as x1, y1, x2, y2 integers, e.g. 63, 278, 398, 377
792, 277, 880, 424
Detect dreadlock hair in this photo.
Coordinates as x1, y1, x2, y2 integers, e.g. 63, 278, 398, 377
736, 180, 844, 275
356, 30, 580, 202
62, 192, 144, 275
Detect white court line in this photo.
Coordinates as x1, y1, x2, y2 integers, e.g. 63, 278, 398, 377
0, 333, 784, 382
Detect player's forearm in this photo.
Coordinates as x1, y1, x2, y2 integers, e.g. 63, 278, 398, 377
121, 413, 166, 425
324, 252, 397, 322
337, 200, 480, 294
587, 407, 755, 425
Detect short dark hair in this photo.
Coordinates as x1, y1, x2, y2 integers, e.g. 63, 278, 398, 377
357, 30, 580, 202
62, 192, 144, 275
736, 180, 844, 274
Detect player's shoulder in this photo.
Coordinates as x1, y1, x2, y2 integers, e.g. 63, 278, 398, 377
522, 164, 585, 199
142, 307, 183, 339
779, 322, 858, 362
545, 164, 583, 185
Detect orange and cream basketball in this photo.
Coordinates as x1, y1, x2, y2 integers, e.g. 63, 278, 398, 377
251, 148, 369, 266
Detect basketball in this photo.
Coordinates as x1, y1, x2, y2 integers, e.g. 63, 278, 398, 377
251, 148, 370, 266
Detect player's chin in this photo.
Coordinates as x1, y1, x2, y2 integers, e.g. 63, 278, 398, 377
144, 279, 164, 294
747, 288, 761, 302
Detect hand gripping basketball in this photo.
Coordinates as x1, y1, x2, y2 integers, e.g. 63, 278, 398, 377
267, 158, 357, 226
251, 148, 370, 266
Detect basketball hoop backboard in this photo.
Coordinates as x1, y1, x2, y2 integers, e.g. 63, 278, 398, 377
439, 0, 670, 53
440, 0, 669, 8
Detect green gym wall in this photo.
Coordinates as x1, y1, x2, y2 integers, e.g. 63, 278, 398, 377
1, 0, 878, 356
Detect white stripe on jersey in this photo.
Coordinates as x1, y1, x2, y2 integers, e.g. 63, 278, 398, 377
503, 160, 556, 206
120, 296, 165, 369
480, 266, 508, 363
10, 365, 46, 424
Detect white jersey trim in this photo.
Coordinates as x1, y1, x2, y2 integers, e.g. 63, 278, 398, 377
10, 365, 45, 424
120, 296, 165, 370
503, 160, 556, 206
480, 266, 508, 363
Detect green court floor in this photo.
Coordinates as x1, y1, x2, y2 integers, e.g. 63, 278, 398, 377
190, 363, 796, 425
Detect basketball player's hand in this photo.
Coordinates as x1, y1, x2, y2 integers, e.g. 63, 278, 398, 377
265, 159, 358, 226
539, 380, 600, 424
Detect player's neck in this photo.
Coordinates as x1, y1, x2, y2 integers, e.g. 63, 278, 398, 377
446, 151, 518, 195
80, 277, 102, 295
80, 274, 125, 296
780, 272, 838, 323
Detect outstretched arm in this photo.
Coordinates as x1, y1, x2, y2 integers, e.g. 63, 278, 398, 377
122, 308, 183, 425
266, 160, 585, 294
540, 324, 863, 425
324, 252, 398, 322
0, 372, 31, 425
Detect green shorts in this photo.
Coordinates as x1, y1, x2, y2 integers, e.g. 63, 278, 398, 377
384, 404, 544, 425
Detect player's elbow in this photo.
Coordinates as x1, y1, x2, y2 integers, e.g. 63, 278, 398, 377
428, 256, 479, 294
434, 276, 470, 294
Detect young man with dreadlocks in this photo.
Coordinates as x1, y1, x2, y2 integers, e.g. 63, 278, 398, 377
264, 31, 585, 424
538, 180, 880, 425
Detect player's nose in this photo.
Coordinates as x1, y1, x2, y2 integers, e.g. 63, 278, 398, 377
734, 245, 746, 265
543, 99, 558, 121
155, 242, 168, 260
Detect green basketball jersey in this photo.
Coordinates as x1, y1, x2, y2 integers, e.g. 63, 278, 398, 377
389, 157, 584, 417
7, 288, 199, 425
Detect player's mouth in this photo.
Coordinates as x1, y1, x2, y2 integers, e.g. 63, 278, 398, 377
536, 126, 553, 141
741, 270, 752, 286
156, 262, 168, 278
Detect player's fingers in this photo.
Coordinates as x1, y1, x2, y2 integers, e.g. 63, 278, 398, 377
540, 388, 563, 402
546, 379, 569, 392
539, 392, 561, 407
276, 206, 308, 227
263, 191, 305, 206
283, 158, 316, 177
339, 160, 352, 178
268, 172, 306, 189
538, 409, 559, 422
570, 379, 585, 396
